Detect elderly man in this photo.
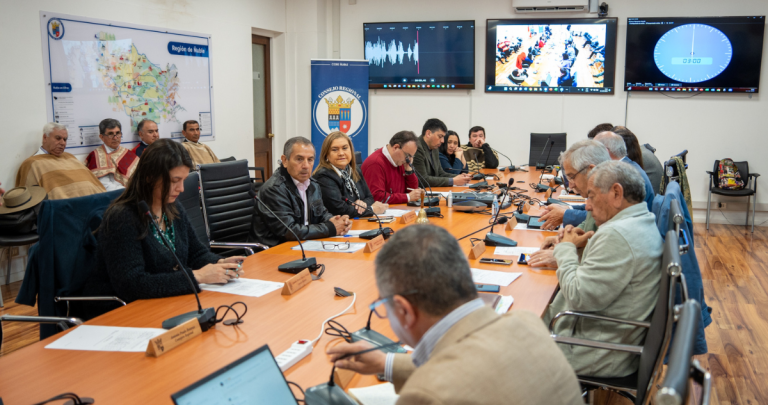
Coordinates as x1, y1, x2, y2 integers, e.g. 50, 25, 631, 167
461, 125, 499, 171
181, 120, 220, 167
545, 160, 663, 378
593, 131, 655, 210
413, 118, 472, 187
361, 130, 424, 204
327, 225, 583, 404
85, 118, 139, 191
131, 119, 159, 157
16, 123, 105, 199
250, 136, 352, 247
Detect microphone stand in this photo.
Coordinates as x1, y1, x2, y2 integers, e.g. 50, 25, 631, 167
138, 201, 217, 331
535, 136, 552, 170
406, 156, 440, 208
535, 141, 556, 192
344, 199, 393, 240
492, 147, 516, 172
457, 217, 508, 241
483, 191, 518, 247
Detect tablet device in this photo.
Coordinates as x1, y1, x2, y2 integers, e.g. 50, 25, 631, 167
527, 216, 546, 229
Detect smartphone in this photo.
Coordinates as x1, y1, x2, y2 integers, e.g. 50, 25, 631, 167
378, 218, 396, 224
368, 216, 393, 222
478, 258, 513, 265
475, 284, 501, 293
518, 254, 529, 265
527, 216, 546, 229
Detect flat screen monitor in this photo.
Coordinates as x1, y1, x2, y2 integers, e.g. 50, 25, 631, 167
624, 16, 765, 93
485, 18, 617, 94
363, 20, 475, 89
171, 345, 298, 405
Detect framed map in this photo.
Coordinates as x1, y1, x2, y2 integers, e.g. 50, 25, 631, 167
40, 11, 215, 149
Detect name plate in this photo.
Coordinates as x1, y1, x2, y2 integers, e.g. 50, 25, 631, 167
505, 216, 518, 231
545, 187, 553, 199
333, 367, 356, 388
146, 319, 201, 357
363, 234, 385, 253
522, 202, 530, 213
281, 269, 312, 295
399, 211, 417, 224
468, 241, 486, 260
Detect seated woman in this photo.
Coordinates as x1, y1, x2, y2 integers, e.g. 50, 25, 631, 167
439, 130, 468, 175
313, 131, 387, 217
77, 139, 243, 320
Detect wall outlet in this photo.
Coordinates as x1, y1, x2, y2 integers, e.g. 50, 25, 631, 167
718, 202, 727, 209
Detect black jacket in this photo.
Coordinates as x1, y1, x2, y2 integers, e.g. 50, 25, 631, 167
313, 166, 375, 217
77, 201, 221, 320
250, 166, 336, 247
413, 135, 455, 187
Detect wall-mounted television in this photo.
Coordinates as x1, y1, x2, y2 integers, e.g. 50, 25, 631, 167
485, 18, 617, 94
624, 16, 765, 93
363, 20, 475, 89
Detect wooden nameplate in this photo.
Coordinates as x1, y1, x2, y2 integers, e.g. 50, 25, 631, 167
333, 367, 356, 388
363, 234, 385, 253
545, 187, 553, 199
505, 216, 518, 231
399, 211, 417, 224
468, 241, 486, 260
146, 319, 201, 358
522, 202, 530, 213
281, 269, 312, 295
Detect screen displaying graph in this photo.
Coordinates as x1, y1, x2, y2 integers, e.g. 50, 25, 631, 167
363, 20, 475, 89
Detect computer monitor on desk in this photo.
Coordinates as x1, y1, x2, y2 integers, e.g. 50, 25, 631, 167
171, 345, 298, 405
529, 133, 567, 168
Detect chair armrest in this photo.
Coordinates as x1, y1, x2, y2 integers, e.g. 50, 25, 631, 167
210, 241, 269, 256
750, 173, 760, 178
248, 167, 266, 182
550, 335, 643, 355
55, 296, 126, 306
549, 310, 651, 334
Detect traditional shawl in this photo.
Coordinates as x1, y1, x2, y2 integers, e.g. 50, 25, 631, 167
85, 145, 139, 186
182, 140, 221, 167
15, 153, 106, 200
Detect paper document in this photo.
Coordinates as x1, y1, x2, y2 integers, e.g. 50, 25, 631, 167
331, 230, 368, 238
470, 268, 522, 286
383, 209, 412, 217
348, 383, 399, 405
292, 240, 366, 253
494, 246, 539, 256
46, 325, 166, 352
200, 278, 284, 297
495, 295, 515, 314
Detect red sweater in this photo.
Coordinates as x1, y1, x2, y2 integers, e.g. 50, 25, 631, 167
361, 147, 418, 204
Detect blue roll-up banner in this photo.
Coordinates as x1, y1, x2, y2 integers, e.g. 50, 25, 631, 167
310, 60, 369, 168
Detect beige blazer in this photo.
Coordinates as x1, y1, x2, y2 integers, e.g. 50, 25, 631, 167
391, 307, 583, 405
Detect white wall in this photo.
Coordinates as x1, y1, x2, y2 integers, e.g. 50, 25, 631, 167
339, 0, 768, 226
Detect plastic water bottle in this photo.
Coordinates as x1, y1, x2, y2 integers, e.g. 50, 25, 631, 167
492, 195, 499, 217
447, 191, 453, 207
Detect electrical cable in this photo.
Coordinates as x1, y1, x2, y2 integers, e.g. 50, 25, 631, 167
213, 302, 248, 326
286, 381, 306, 404
311, 292, 357, 345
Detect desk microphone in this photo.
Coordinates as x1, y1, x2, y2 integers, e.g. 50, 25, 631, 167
344, 199, 393, 240
535, 136, 553, 170
405, 156, 440, 207
138, 201, 216, 331
483, 191, 517, 247
249, 191, 320, 274
492, 147, 516, 172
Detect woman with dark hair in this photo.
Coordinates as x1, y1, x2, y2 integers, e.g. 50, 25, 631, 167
439, 130, 468, 174
313, 131, 387, 217
78, 139, 243, 320
612, 126, 644, 169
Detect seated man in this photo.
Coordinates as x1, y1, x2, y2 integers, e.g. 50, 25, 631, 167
328, 225, 583, 404
131, 119, 159, 157
461, 125, 499, 171
85, 118, 139, 191
181, 120, 220, 167
16, 123, 106, 199
594, 131, 655, 211
544, 160, 663, 378
413, 118, 471, 187
250, 136, 351, 247
361, 130, 424, 204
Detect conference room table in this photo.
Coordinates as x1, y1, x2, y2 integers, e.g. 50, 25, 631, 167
0, 168, 566, 404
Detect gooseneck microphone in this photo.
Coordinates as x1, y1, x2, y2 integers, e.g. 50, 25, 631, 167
535, 136, 553, 170
249, 191, 319, 274
483, 191, 518, 247
138, 201, 217, 331
405, 156, 439, 207
344, 199, 393, 240
456, 216, 508, 241
491, 147, 516, 172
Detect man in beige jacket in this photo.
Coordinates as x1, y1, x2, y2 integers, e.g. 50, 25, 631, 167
328, 225, 583, 405
544, 160, 663, 378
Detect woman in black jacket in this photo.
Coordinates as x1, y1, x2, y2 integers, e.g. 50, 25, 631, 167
78, 139, 244, 320
313, 132, 388, 217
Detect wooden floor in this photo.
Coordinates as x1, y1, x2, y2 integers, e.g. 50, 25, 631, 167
1, 222, 767, 404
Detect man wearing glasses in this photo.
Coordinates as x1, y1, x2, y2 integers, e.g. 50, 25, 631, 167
327, 225, 583, 404
85, 118, 139, 191
361, 130, 425, 204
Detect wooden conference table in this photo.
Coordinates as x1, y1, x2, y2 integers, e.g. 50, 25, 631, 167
0, 168, 561, 404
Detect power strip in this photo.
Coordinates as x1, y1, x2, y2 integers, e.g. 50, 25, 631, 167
275, 340, 313, 372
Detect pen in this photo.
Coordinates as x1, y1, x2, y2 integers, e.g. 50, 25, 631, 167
384, 189, 392, 204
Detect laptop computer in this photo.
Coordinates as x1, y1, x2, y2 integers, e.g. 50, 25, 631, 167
171, 345, 298, 405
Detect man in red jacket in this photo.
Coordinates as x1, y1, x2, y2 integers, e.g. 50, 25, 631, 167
362, 130, 424, 204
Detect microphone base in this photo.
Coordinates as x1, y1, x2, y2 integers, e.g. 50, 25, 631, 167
535, 183, 553, 192
469, 181, 490, 190
406, 197, 440, 207
305, 384, 358, 405
162, 307, 216, 331
360, 227, 394, 240
278, 257, 317, 274
351, 328, 407, 354
484, 232, 518, 247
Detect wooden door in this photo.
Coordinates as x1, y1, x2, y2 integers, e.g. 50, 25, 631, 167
252, 34, 273, 180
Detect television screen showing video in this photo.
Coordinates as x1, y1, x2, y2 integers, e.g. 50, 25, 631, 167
485, 18, 617, 94
363, 20, 475, 89
625, 16, 765, 93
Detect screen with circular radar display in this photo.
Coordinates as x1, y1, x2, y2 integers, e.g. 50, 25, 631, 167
625, 16, 765, 93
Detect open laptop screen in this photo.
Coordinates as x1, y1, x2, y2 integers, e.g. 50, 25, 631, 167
172, 345, 298, 405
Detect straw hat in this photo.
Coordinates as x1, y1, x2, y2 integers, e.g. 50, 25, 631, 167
0, 186, 47, 214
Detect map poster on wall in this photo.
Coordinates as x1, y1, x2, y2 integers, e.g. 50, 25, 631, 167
40, 11, 215, 150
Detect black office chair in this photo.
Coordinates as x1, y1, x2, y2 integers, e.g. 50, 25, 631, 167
220, 156, 237, 162
355, 151, 363, 171
655, 299, 711, 405
0, 233, 38, 307
706, 160, 760, 232
178, 171, 208, 247
198, 160, 269, 256
529, 133, 567, 169
550, 232, 683, 404
249, 166, 267, 192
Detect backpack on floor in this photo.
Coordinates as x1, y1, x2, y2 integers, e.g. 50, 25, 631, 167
717, 158, 744, 190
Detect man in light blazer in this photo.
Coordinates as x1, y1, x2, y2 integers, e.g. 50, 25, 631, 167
328, 225, 583, 405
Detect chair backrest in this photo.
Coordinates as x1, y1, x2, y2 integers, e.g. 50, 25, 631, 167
528, 133, 567, 166
220, 156, 237, 162
198, 160, 254, 243
634, 231, 681, 405
712, 160, 750, 188
656, 299, 704, 405
178, 171, 208, 247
